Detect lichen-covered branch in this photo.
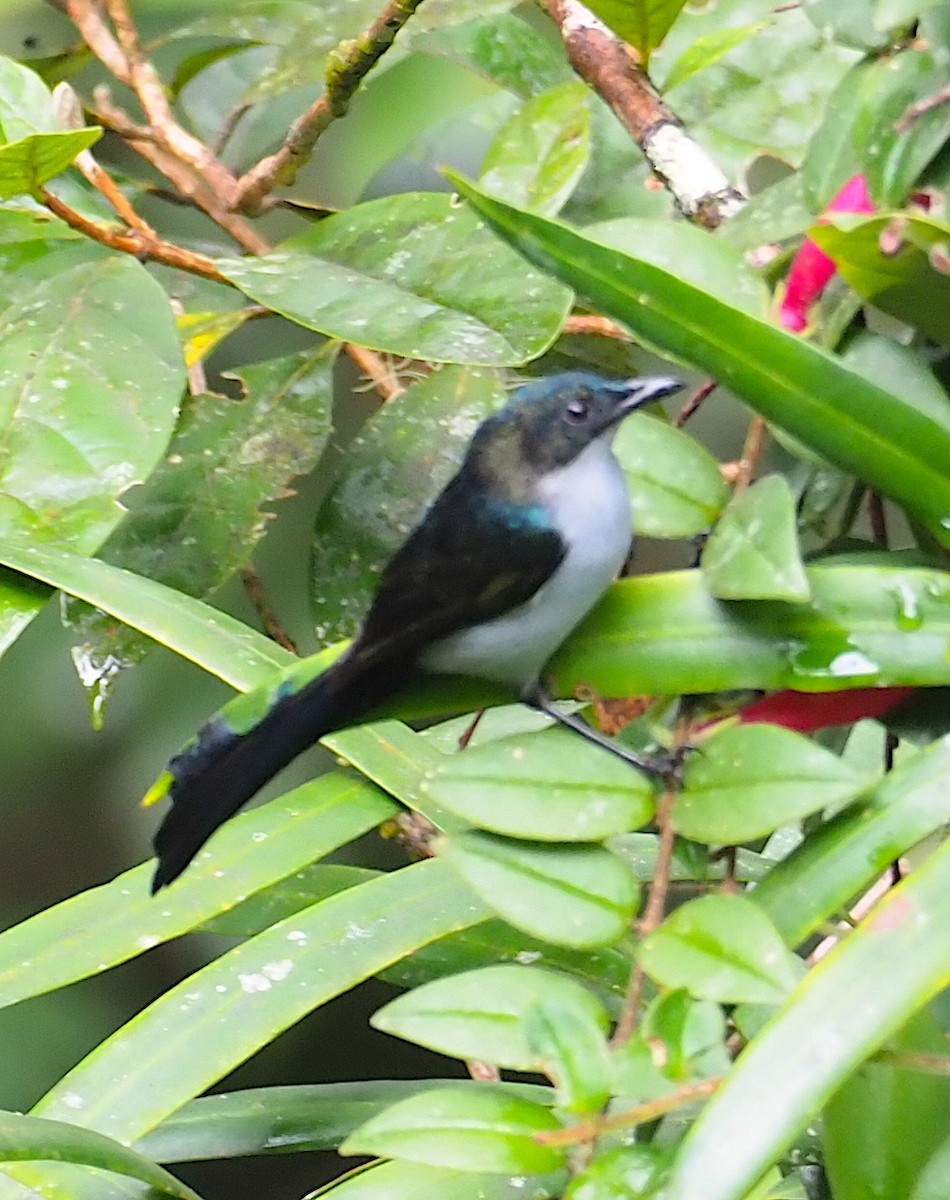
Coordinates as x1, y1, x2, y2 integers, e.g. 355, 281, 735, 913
230, 0, 429, 215
542, 0, 745, 228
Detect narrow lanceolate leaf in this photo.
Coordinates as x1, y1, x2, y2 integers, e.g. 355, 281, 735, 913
0, 772, 395, 1009
0, 542, 290, 693
441, 831, 638, 949
27, 862, 489, 1151
341, 1085, 566, 1174
311, 1159, 565, 1200
674, 723, 868, 845
218, 193, 571, 366
549, 564, 950, 699
373, 965, 610, 1071
422, 727, 654, 841
613, 413, 730, 539
638, 894, 803, 1005
479, 81, 591, 217
753, 734, 950, 948
0, 1112, 197, 1200
702, 477, 811, 602
449, 179, 950, 543
665, 837, 950, 1200
134, 1081, 553, 1164
0, 128, 101, 196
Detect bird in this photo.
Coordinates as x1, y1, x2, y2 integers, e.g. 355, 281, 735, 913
149, 371, 682, 891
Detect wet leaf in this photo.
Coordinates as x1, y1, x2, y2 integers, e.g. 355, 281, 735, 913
702, 477, 811, 602
674, 723, 868, 845
218, 193, 571, 366
639, 894, 803, 1004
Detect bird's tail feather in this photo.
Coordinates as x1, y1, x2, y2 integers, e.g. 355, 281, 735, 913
151, 650, 403, 892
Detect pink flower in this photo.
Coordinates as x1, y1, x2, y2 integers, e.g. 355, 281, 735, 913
778, 174, 875, 332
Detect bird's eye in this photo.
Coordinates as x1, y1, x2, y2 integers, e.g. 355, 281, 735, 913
564, 395, 590, 423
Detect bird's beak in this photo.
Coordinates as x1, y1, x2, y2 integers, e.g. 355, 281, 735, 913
601, 375, 682, 432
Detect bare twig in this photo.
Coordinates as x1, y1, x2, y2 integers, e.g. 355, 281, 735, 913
535, 1077, 722, 1146
563, 314, 632, 340
231, 0, 429, 214
39, 186, 228, 282
542, 0, 745, 227
240, 566, 299, 654
731, 414, 769, 494
610, 779, 679, 1048
675, 378, 717, 426
897, 83, 950, 132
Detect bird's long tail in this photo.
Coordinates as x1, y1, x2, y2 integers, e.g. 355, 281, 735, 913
151, 649, 403, 892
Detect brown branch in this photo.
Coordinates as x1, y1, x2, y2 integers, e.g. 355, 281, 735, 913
675, 378, 717, 426
240, 566, 299, 654
542, 0, 744, 227
344, 343, 407, 402
610, 779, 679, 1048
39, 187, 227, 282
563, 314, 632, 340
536, 1077, 722, 1146
732, 414, 769, 494
89, 90, 270, 254
231, 0, 429, 214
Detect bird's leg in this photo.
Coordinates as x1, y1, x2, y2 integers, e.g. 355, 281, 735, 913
523, 683, 684, 779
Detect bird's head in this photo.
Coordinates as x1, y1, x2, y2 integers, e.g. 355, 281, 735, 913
472, 372, 682, 487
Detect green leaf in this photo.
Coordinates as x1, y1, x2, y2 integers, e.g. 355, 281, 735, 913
422, 727, 654, 841
413, 12, 573, 98
585, 217, 770, 317
524, 999, 613, 1112
841, 329, 950, 429
853, 48, 950, 206
135, 1080, 551, 1163
674, 723, 869, 845
441, 831, 638, 949
341, 1085, 566, 1174
661, 23, 769, 92
480, 81, 591, 217
449, 178, 950, 544
0, 128, 100, 197
64, 346, 335, 705
373, 964, 610, 1071
218, 193, 571, 366
549, 564, 950, 699
638, 894, 803, 1004
0, 242, 185, 649
615, 413, 730, 538
800, 59, 874, 208
802, 0, 891, 49
0, 541, 290, 693
311, 365, 504, 643
565, 1144, 672, 1198
702, 477, 811, 602
664, 837, 950, 1200
0, 1111, 198, 1200
824, 1008, 950, 1200
753, 734, 950, 948
0, 772, 394, 1009
310, 1159, 565, 1199
27, 862, 488, 1147
810, 213, 950, 345
584, 0, 690, 64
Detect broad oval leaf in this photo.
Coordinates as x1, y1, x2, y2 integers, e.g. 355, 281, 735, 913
218, 193, 571, 365
441, 830, 639, 948
423, 727, 654, 841
340, 1085, 566, 1174
674, 723, 868, 845
638, 894, 803, 1004
702, 476, 811, 602
480, 81, 591, 217
614, 413, 730, 538
373, 964, 610, 1070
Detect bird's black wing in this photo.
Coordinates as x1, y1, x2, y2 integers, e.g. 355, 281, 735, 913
354, 473, 566, 665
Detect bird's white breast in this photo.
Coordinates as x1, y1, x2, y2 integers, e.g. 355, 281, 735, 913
420, 435, 633, 689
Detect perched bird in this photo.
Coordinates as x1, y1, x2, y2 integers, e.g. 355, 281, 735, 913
150, 371, 681, 891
